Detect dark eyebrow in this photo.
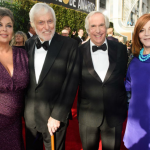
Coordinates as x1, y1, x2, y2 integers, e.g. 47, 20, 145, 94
7, 22, 13, 25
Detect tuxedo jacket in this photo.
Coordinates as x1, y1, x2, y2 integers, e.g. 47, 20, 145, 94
24, 33, 80, 132
26, 32, 31, 39
107, 36, 118, 42
74, 36, 83, 46
78, 39, 128, 128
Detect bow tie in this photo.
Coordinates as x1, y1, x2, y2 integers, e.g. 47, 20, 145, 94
92, 43, 107, 52
35, 38, 49, 51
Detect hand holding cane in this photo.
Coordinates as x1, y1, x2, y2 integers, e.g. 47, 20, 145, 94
48, 117, 60, 150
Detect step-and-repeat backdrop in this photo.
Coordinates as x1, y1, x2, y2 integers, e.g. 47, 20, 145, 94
39, 0, 95, 13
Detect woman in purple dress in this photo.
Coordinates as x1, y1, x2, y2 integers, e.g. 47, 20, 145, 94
123, 14, 150, 150
0, 8, 29, 150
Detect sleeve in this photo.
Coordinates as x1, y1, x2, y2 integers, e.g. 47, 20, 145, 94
50, 41, 81, 123
125, 64, 131, 92
25, 41, 29, 52
121, 43, 128, 78
125, 64, 132, 109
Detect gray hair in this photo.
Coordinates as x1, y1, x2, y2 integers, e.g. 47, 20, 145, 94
85, 11, 109, 34
29, 3, 56, 28
10, 31, 27, 46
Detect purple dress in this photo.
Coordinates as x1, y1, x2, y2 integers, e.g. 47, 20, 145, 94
123, 56, 150, 150
0, 47, 29, 150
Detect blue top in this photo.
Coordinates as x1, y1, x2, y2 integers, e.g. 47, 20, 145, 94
123, 56, 150, 150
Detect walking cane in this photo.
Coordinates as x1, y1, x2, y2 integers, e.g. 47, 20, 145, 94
51, 135, 55, 150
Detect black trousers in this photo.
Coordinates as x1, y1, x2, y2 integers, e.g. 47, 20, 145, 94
79, 117, 123, 150
25, 122, 68, 150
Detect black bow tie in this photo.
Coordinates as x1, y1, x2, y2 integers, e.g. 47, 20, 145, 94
35, 38, 49, 51
92, 43, 107, 52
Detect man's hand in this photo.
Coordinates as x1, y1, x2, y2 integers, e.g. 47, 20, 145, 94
47, 117, 60, 136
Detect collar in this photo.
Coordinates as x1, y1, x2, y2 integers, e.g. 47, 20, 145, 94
38, 37, 52, 45
78, 35, 82, 39
90, 38, 108, 53
28, 32, 33, 37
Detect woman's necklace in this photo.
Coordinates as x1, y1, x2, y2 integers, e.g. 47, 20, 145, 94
139, 48, 150, 62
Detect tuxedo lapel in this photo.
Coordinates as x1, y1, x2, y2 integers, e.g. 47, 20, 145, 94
37, 33, 63, 86
103, 40, 117, 84
28, 36, 37, 85
83, 40, 102, 83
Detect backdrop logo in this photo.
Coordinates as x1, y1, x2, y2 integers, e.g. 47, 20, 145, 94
56, 0, 95, 12
63, 0, 69, 4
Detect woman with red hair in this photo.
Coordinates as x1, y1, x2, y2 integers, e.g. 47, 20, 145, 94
123, 13, 150, 150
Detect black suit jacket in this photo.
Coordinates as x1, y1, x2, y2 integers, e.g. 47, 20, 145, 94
107, 36, 118, 42
24, 33, 80, 132
74, 36, 83, 46
78, 39, 128, 128
26, 32, 31, 39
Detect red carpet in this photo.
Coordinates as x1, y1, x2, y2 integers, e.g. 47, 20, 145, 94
65, 95, 128, 150
22, 94, 128, 150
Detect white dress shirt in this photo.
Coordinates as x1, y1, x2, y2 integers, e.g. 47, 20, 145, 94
78, 35, 83, 41
28, 32, 33, 37
90, 39, 109, 82
34, 39, 51, 83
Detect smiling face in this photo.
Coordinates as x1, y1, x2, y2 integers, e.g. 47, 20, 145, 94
0, 16, 13, 44
88, 13, 106, 46
33, 11, 55, 41
139, 20, 150, 49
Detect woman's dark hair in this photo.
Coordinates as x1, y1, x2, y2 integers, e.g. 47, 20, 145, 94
0, 7, 14, 25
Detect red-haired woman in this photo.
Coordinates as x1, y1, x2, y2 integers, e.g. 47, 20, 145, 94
123, 14, 150, 150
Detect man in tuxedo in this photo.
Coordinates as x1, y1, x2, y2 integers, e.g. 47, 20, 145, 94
107, 28, 118, 42
26, 22, 36, 39
24, 3, 80, 150
74, 29, 84, 46
78, 11, 128, 150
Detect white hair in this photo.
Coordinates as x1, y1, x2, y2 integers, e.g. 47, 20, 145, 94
85, 11, 109, 34
62, 29, 69, 34
29, 3, 56, 28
